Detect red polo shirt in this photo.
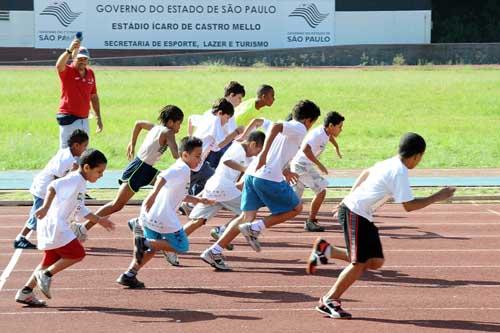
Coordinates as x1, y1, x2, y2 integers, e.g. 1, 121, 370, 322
58, 63, 97, 118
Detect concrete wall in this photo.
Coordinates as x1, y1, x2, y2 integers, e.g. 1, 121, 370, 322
0, 11, 34, 47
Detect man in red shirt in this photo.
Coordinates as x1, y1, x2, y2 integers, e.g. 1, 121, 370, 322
55, 39, 103, 148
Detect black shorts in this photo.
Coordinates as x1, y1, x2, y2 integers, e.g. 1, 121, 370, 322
118, 157, 159, 193
338, 204, 384, 264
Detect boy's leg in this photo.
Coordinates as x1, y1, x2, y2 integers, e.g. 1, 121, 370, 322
15, 263, 49, 307
84, 183, 135, 230
183, 218, 207, 236
14, 196, 44, 249
117, 250, 155, 289
309, 189, 326, 221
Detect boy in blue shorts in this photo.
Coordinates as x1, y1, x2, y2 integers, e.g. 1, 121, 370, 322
13, 129, 89, 249
306, 133, 455, 319
200, 100, 321, 270
117, 137, 214, 288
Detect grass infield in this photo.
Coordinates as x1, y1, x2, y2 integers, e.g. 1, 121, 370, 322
1, 66, 499, 170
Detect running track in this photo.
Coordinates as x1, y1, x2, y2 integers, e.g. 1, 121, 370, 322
1, 203, 500, 333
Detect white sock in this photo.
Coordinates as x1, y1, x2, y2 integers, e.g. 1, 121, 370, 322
219, 225, 226, 234
250, 219, 266, 232
16, 234, 24, 241
80, 224, 88, 234
210, 244, 224, 254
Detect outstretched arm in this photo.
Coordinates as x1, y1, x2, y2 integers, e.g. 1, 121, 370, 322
402, 187, 456, 212
302, 144, 328, 174
329, 135, 342, 158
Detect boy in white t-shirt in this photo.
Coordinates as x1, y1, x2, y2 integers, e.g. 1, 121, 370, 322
161, 131, 265, 266
189, 98, 243, 196
15, 149, 115, 307
306, 133, 455, 319
200, 100, 321, 270
13, 129, 89, 249
291, 111, 344, 232
71, 105, 184, 241
117, 137, 214, 289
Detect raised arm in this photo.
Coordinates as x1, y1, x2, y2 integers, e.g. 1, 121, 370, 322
127, 120, 155, 160
217, 126, 244, 149
56, 39, 80, 72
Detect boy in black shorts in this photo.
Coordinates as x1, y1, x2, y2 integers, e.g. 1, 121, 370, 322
306, 133, 455, 319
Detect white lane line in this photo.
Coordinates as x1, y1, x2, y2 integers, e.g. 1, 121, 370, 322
2, 282, 500, 293
1, 307, 500, 316
2, 248, 500, 257
0, 232, 31, 290
3, 264, 500, 275
488, 209, 500, 216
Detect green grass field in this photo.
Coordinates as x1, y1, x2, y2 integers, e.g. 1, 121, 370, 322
1, 66, 499, 171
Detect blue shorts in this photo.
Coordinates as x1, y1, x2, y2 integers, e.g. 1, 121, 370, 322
241, 175, 300, 215
119, 157, 159, 193
143, 226, 189, 253
25, 195, 44, 231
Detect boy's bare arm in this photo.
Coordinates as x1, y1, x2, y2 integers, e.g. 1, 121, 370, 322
329, 135, 342, 158
350, 169, 370, 193
184, 195, 215, 205
238, 118, 264, 140
143, 176, 166, 212
256, 123, 283, 170
218, 126, 244, 148
402, 187, 456, 212
35, 187, 56, 219
127, 120, 155, 160
302, 144, 328, 174
85, 212, 115, 231
224, 160, 246, 173
164, 130, 180, 159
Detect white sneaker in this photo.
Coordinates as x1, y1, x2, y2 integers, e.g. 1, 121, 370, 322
15, 289, 47, 307
163, 251, 179, 266
238, 223, 261, 252
70, 222, 88, 242
34, 270, 52, 299
200, 249, 231, 271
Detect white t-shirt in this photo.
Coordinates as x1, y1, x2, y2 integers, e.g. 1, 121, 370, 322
247, 120, 307, 182
140, 159, 191, 234
192, 112, 229, 172
203, 142, 253, 201
292, 126, 329, 166
30, 148, 77, 199
37, 172, 90, 250
343, 156, 414, 221
192, 109, 236, 136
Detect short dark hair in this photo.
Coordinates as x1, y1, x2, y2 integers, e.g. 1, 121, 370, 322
324, 111, 345, 127
67, 129, 89, 147
179, 136, 203, 154
211, 98, 234, 116
284, 113, 293, 121
247, 131, 266, 147
399, 132, 426, 158
79, 149, 107, 168
158, 105, 184, 125
292, 100, 321, 122
224, 81, 245, 98
256, 84, 274, 97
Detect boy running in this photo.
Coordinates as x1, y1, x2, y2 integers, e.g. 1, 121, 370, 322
117, 137, 213, 288
200, 100, 321, 270
71, 105, 183, 240
306, 133, 455, 319
15, 149, 114, 306
163, 131, 265, 266
291, 111, 344, 232
13, 130, 89, 249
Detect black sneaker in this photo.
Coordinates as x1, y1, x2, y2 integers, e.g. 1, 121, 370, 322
316, 297, 352, 319
14, 237, 37, 250
304, 219, 325, 232
134, 235, 147, 264
84, 193, 95, 200
116, 273, 145, 289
